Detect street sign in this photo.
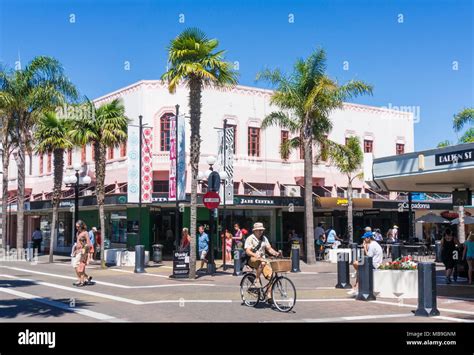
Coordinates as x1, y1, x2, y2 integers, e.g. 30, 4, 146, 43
203, 191, 220, 209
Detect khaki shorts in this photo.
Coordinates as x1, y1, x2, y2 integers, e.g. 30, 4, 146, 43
248, 257, 273, 279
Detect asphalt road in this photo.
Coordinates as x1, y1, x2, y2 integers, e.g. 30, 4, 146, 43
0, 256, 473, 323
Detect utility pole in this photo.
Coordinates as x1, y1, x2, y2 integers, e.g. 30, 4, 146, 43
138, 115, 143, 246
222, 119, 227, 270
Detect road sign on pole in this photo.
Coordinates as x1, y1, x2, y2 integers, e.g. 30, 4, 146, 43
203, 191, 220, 209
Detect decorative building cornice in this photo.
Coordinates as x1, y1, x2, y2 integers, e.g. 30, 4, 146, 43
94, 80, 411, 119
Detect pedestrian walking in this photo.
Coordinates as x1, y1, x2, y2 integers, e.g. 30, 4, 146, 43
72, 236, 89, 287
179, 227, 191, 252
462, 232, 474, 285
225, 229, 233, 263
441, 228, 459, 284
88, 227, 96, 261
233, 223, 243, 249
32, 228, 43, 254
75, 220, 93, 285
198, 225, 209, 271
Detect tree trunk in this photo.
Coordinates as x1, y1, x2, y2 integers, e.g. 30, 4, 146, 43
95, 143, 107, 269
16, 133, 26, 254
49, 149, 64, 263
2, 148, 9, 248
347, 178, 353, 244
304, 119, 316, 264
188, 78, 202, 278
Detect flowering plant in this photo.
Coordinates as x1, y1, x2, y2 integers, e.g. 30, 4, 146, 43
378, 255, 417, 270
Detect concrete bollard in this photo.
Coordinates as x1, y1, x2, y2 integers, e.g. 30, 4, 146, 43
356, 256, 376, 301
414, 262, 440, 317
392, 243, 402, 261
335, 254, 352, 289
134, 245, 145, 273
291, 243, 300, 272
26, 241, 34, 262
233, 249, 243, 276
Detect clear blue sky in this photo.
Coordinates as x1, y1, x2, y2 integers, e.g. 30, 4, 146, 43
1, 0, 472, 150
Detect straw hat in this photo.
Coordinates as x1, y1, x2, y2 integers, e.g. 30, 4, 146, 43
252, 222, 265, 231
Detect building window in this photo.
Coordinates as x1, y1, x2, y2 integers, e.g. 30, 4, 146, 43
81, 146, 86, 162
47, 152, 52, 173
248, 127, 260, 157
39, 155, 44, 175
244, 183, 274, 196
396, 143, 405, 155
280, 130, 289, 160
120, 142, 127, 157
108, 146, 114, 160
153, 180, 169, 193
364, 139, 373, 153
226, 124, 237, 153
67, 149, 72, 166
160, 113, 173, 151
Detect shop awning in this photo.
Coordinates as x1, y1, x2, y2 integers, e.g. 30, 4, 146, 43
366, 143, 474, 194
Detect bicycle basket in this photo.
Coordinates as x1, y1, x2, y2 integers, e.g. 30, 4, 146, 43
270, 258, 291, 273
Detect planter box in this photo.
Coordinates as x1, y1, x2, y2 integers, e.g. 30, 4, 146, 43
373, 269, 418, 299
104, 248, 149, 267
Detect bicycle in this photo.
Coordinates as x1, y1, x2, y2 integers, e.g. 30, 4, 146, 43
240, 257, 296, 312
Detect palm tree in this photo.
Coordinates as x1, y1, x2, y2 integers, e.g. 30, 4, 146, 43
161, 28, 238, 278
258, 48, 373, 263
0, 57, 77, 251
70, 99, 128, 268
34, 112, 74, 262
437, 108, 474, 147
453, 108, 474, 144
330, 137, 364, 244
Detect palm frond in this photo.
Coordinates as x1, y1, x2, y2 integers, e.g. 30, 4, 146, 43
453, 108, 474, 132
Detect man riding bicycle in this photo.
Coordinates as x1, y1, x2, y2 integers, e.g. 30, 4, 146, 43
244, 222, 281, 301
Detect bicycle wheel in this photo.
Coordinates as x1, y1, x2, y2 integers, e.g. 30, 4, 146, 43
271, 276, 296, 312
240, 273, 260, 307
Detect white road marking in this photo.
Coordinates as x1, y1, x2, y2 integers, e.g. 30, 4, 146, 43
297, 298, 355, 302
142, 299, 233, 304
0, 274, 143, 305
303, 313, 411, 322
434, 316, 474, 323
0, 286, 121, 321
373, 300, 474, 316
0, 265, 215, 289
109, 268, 169, 278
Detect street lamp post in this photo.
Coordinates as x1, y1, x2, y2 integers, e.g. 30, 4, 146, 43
64, 163, 91, 237
198, 156, 228, 275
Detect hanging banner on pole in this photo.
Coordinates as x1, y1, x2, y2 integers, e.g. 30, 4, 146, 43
142, 127, 153, 203
177, 113, 186, 201
127, 125, 140, 203
169, 114, 186, 202
216, 126, 234, 205
169, 116, 177, 201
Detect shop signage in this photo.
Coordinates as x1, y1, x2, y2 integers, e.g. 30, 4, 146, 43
216, 126, 234, 205
127, 125, 140, 203
363, 209, 380, 216
354, 211, 364, 217
398, 202, 430, 210
169, 113, 186, 202
315, 197, 373, 209
336, 198, 348, 206
172, 251, 190, 277
236, 197, 275, 205
435, 148, 474, 166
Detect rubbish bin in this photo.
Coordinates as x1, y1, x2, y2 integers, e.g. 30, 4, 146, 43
152, 244, 163, 263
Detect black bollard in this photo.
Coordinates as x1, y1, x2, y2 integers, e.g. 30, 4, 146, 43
335, 254, 352, 289
134, 245, 145, 273
392, 243, 402, 261
414, 262, 440, 317
233, 249, 242, 276
356, 256, 376, 301
434, 241, 442, 262
291, 242, 301, 272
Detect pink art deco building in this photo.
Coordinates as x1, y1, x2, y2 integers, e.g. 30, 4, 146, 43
2, 80, 452, 255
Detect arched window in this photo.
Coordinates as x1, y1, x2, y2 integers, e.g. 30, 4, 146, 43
160, 113, 173, 151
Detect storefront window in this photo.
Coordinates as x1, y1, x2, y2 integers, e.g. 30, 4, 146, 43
109, 211, 127, 243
